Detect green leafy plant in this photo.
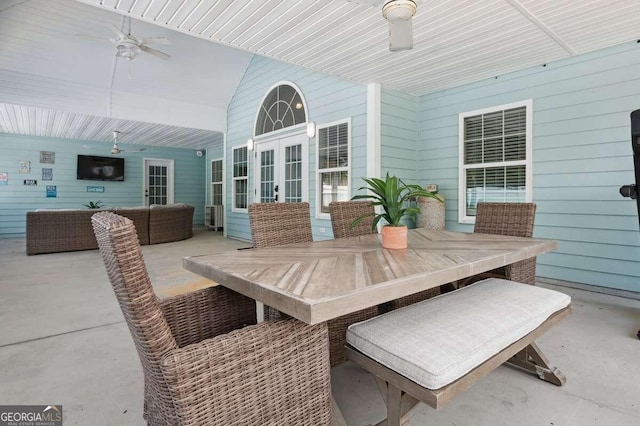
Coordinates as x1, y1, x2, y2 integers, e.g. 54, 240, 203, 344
351, 173, 442, 229
83, 200, 104, 209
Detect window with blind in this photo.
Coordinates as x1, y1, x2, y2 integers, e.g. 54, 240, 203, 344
232, 147, 248, 211
317, 119, 350, 217
458, 100, 532, 223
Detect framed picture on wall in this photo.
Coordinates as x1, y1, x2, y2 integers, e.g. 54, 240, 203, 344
46, 185, 57, 197
42, 168, 53, 181
19, 161, 30, 173
0, 172, 7, 186
40, 151, 55, 164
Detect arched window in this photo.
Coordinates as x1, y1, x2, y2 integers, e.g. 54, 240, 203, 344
255, 83, 306, 136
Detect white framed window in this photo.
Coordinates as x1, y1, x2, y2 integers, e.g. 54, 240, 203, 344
458, 100, 533, 224
316, 118, 351, 218
255, 82, 307, 137
232, 147, 248, 212
211, 158, 223, 205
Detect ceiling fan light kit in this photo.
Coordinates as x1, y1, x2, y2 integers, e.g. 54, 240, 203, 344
382, 0, 417, 51
115, 41, 141, 60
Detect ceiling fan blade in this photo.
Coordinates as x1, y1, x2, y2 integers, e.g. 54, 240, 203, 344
140, 45, 170, 60
141, 37, 172, 45
108, 23, 128, 38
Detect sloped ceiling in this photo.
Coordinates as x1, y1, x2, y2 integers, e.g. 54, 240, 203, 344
0, 0, 252, 148
77, 0, 640, 96
2, 0, 640, 148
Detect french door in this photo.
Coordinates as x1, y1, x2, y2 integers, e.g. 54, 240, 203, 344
143, 159, 174, 206
254, 133, 307, 204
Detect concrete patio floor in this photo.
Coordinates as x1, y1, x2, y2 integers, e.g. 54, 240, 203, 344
1, 229, 639, 425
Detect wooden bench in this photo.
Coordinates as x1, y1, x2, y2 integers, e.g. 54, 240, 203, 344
345, 278, 571, 426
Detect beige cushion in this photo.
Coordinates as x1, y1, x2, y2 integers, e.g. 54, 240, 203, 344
114, 206, 148, 210
149, 203, 188, 209
346, 278, 570, 390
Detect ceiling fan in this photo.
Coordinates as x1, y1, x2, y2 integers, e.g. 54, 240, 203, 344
382, 0, 417, 51
77, 17, 171, 61
110, 131, 146, 155
347, 0, 417, 51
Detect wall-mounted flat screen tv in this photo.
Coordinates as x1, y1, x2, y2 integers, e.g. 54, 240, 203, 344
77, 155, 125, 181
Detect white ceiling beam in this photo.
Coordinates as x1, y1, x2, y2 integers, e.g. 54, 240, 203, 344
505, 0, 577, 55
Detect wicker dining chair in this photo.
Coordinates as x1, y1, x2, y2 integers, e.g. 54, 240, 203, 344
329, 200, 377, 239
249, 202, 378, 367
458, 202, 537, 287
328, 201, 440, 312
91, 211, 332, 426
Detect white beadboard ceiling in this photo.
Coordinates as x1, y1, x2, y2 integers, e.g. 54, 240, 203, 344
0, 0, 249, 148
0, 103, 222, 148
2, 0, 640, 148
76, 0, 640, 96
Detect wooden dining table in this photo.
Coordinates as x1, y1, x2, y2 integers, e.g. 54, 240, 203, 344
183, 228, 557, 325
184, 228, 558, 425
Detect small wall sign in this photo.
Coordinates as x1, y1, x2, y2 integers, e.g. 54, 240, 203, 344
46, 185, 57, 197
0, 172, 7, 186
87, 186, 104, 193
23, 179, 37, 186
42, 168, 53, 181
40, 151, 55, 164
19, 161, 30, 173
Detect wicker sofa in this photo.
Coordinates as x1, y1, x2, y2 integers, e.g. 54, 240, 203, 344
26, 204, 194, 255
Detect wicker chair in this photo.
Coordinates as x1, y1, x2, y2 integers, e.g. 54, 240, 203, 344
328, 201, 440, 312
91, 211, 332, 426
249, 202, 378, 367
329, 200, 377, 239
458, 202, 537, 287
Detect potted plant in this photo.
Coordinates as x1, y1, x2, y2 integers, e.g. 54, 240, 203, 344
351, 173, 443, 249
83, 200, 104, 209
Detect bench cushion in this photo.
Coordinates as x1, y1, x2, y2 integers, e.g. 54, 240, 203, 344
346, 278, 570, 390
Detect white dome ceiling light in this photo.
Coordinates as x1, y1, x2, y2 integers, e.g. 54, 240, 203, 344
382, 0, 417, 51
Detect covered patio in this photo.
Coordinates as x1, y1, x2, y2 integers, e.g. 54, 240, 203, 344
1, 230, 639, 425
0, 0, 639, 425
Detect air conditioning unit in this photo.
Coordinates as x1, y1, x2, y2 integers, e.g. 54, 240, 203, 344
205, 205, 224, 231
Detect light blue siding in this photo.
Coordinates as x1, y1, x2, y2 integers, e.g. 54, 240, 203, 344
225, 55, 367, 242
381, 88, 419, 182
0, 133, 207, 238
418, 42, 640, 292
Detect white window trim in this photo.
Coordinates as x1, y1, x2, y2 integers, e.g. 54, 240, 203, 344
253, 81, 308, 138
458, 99, 533, 224
210, 157, 223, 206
142, 158, 174, 206
254, 122, 307, 142
315, 117, 352, 219
253, 131, 309, 204
232, 146, 249, 213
